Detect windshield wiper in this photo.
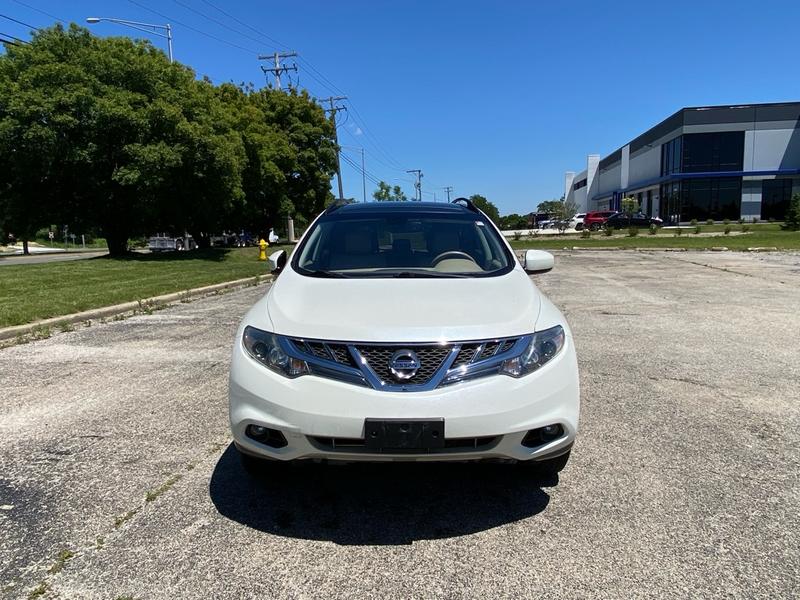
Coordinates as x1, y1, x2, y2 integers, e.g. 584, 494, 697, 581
391, 271, 470, 278
305, 269, 351, 278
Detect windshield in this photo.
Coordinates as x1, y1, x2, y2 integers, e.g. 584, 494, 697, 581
293, 210, 514, 278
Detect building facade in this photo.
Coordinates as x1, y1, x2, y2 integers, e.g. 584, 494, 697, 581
564, 102, 800, 223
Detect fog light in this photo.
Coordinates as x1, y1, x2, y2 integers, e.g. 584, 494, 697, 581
247, 424, 268, 440
521, 423, 565, 448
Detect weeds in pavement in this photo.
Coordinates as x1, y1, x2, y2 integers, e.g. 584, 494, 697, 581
27, 582, 47, 599
113, 508, 139, 529
145, 474, 182, 502
47, 549, 75, 575
57, 321, 74, 333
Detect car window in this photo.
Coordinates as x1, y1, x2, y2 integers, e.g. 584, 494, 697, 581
294, 211, 514, 278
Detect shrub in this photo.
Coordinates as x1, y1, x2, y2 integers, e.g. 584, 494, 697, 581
724, 225, 731, 235
627, 227, 639, 237
737, 218, 744, 225
694, 225, 701, 234
723, 218, 731, 226
513, 231, 522, 241
674, 227, 683, 236
751, 216, 758, 224
649, 224, 657, 235
580, 229, 591, 239
603, 225, 613, 237
706, 219, 714, 226
690, 219, 698, 227
782, 194, 800, 231
741, 224, 750, 233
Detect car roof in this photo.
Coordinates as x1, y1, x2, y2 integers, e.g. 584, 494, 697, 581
327, 201, 479, 218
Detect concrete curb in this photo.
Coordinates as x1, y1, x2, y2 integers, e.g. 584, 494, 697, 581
0, 274, 273, 341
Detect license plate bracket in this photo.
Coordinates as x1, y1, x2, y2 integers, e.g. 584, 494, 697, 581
364, 419, 445, 450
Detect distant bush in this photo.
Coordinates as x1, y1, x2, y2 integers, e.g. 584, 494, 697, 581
741, 224, 750, 233
674, 227, 683, 236
751, 216, 758, 224
627, 227, 639, 237
694, 225, 701, 234
603, 225, 613, 237
706, 219, 714, 226
580, 229, 591, 239
690, 219, 698, 227
649, 224, 657, 235
724, 225, 732, 235
737, 218, 744, 225
513, 231, 522, 241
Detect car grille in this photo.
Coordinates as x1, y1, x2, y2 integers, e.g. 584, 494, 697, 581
356, 345, 451, 385
286, 335, 527, 391
309, 435, 500, 453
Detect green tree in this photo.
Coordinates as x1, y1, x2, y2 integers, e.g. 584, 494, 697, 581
499, 213, 529, 230
536, 200, 563, 214
783, 193, 800, 231
468, 194, 500, 224
0, 24, 337, 255
373, 181, 407, 201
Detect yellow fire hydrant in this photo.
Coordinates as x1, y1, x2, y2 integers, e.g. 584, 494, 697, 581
258, 238, 268, 261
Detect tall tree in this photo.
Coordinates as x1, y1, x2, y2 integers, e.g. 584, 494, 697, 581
468, 194, 500, 225
373, 181, 407, 201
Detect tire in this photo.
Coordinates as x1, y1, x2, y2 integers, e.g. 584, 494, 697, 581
590, 223, 600, 231
575, 223, 584, 231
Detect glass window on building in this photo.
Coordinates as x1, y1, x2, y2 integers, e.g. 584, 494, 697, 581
682, 132, 744, 173
680, 177, 742, 221
761, 178, 794, 220
660, 136, 683, 176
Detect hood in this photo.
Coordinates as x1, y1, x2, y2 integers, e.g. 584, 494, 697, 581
265, 268, 541, 342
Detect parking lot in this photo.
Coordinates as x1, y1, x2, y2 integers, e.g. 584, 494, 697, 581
1, 250, 799, 598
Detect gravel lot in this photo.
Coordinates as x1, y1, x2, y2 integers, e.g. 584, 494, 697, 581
1, 250, 799, 598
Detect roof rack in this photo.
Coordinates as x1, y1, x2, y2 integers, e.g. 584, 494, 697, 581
324, 199, 351, 214
451, 197, 479, 213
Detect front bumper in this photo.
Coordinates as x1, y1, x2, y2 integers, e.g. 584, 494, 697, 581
229, 334, 580, 463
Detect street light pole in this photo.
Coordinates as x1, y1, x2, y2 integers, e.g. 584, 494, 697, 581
86, 17, 173, 63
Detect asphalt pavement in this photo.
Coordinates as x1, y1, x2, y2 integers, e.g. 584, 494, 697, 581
1, 251, 798, 598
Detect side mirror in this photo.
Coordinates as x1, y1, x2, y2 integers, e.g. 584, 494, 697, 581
268, 250, 287, 273
523, 249, 554, 274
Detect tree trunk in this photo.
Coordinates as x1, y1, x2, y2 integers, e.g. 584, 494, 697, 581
22, 239, 29, 255
105, 232, 129, 256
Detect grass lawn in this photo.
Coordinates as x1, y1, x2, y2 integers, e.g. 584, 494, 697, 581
0, 246, 291, 328
509, 228, 800, 251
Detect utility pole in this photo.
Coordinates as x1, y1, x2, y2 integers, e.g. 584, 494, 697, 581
361, 148, 367, 203
406, 169, 423, 201
320, 96, 348, 200
443, 186, 454, 202
258, 51, 298, 90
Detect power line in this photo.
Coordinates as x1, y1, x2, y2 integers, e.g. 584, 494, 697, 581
198, 0, 289, 50
170, 0, 277, 51
0, 14, 39, 30
9, 0, 67, 24
124, 0, 260, 55
0, 33, 25, 45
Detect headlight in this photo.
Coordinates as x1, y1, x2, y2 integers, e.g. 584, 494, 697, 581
500, 325, 565, 377
242, 326, 309, 377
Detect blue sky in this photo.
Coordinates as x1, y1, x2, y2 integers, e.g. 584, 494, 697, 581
3, 0, 800, 215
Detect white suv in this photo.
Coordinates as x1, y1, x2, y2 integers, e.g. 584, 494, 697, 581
229, 199, 580, 478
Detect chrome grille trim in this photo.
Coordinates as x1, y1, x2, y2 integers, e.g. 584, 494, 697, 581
284, 335, 531, 392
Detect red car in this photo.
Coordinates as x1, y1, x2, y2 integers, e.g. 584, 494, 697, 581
583, 211, 619, 231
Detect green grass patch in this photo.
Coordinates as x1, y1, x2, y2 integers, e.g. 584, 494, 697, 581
509, 229, 800, 252
0, 246, 289, 328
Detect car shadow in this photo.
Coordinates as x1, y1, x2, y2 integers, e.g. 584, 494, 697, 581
209, 443, 553, 545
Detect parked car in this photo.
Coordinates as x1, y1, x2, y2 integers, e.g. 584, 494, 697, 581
583, 211, 619, 231
229, 199, 580, 478
568, 213, 587, 231
605, 212, 662, 229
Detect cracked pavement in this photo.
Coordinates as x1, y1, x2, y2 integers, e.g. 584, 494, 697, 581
1, 250, 799, 598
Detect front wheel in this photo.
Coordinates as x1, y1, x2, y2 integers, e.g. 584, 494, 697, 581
590, 223, 600, 231
574, 223, 584, 231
